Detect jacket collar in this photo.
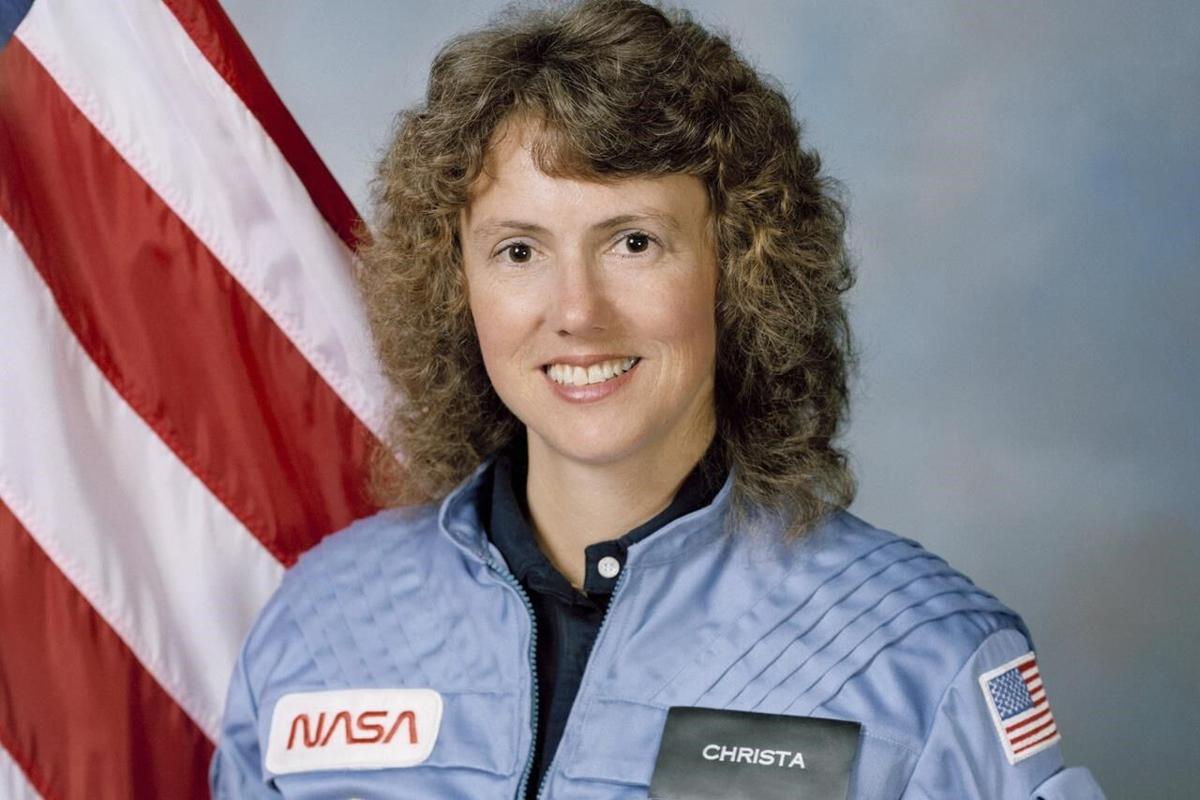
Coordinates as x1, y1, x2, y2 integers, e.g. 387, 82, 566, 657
437, 456, 741, 568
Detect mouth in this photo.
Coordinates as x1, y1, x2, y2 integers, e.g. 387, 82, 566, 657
542, 356, 641, 387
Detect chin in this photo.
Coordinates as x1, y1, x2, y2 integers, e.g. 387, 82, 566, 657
529, 422, 648, 467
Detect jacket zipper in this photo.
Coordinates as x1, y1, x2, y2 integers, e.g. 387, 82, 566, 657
533, 566, 631, 800
484, 555, 541, 800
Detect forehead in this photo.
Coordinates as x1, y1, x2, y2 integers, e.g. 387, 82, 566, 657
462, 120, 710, 233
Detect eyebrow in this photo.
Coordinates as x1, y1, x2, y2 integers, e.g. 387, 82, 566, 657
468, 211, 683, 244
469, 220, 551, 243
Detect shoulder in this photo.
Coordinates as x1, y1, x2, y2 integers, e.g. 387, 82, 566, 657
733, 510, 1029, 729
788, 512, 1093, 796
798, 510, 1031, 718
807, 509, 1028, 643
286, 504, 442, 585
677, 508, 1031, 732
236, 504, 445, 687
788, 509, 1028, 647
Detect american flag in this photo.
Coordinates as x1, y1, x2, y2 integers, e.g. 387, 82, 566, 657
0, 0, 388, 796
979, 652, 1061, 765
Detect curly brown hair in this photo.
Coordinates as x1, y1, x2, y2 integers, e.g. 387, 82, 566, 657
359, 0, 856, 534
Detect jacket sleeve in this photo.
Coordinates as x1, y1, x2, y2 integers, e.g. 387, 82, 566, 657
900, 628, 1105, 799
209, 643, 283, 799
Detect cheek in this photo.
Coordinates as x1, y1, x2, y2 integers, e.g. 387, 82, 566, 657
467, 279, 535, 379
658, 275, 718, 364
469, 299, 507, 375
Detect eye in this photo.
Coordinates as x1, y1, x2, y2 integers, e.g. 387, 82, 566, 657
612, 230, 659, 256
624, 232, 651, 253
497, 242, 534, 264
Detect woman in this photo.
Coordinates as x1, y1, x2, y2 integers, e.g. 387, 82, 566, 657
213, 1, 1103, 797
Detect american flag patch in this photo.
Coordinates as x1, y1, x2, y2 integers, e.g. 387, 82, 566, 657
978, 652, 1061, 764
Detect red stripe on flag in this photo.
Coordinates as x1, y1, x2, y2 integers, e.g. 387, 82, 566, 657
1013, 725, 1059, 755
161, 0, 363, 250
1010, 717, 1057, 746
0, 39, 377, 565
1005, 706, 1052, 733
0, 500, 214, 799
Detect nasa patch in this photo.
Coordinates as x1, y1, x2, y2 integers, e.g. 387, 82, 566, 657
265, 688, 443, 775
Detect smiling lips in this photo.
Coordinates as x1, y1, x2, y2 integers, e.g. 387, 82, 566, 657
544, 357, 639, 387
541, 356, 641, 401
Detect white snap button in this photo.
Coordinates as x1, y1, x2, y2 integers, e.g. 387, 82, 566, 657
597, 556, 621, 579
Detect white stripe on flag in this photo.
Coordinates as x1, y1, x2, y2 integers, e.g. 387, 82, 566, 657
0, 223, 285, 739
0, 743, 42, 800
16, 0, 388, 439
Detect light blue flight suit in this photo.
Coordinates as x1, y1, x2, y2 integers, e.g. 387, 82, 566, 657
212, 462, 1104, 798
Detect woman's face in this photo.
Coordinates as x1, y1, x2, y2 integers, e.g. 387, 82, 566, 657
460, 122, 719, 470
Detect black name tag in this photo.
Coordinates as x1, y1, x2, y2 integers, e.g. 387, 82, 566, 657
648, 707, 861, 800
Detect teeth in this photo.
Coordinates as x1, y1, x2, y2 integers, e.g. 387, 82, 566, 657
546, 357, 638, 387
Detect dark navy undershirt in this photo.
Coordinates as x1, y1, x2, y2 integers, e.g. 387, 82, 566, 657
481, 439, 724, 798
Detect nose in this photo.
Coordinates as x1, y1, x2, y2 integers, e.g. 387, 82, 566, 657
547, 252, 611, 336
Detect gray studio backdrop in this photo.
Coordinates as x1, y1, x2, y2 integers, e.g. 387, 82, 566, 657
220, 1, 1200, 795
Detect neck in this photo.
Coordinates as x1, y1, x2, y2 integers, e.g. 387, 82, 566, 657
524, 421, 715, 589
